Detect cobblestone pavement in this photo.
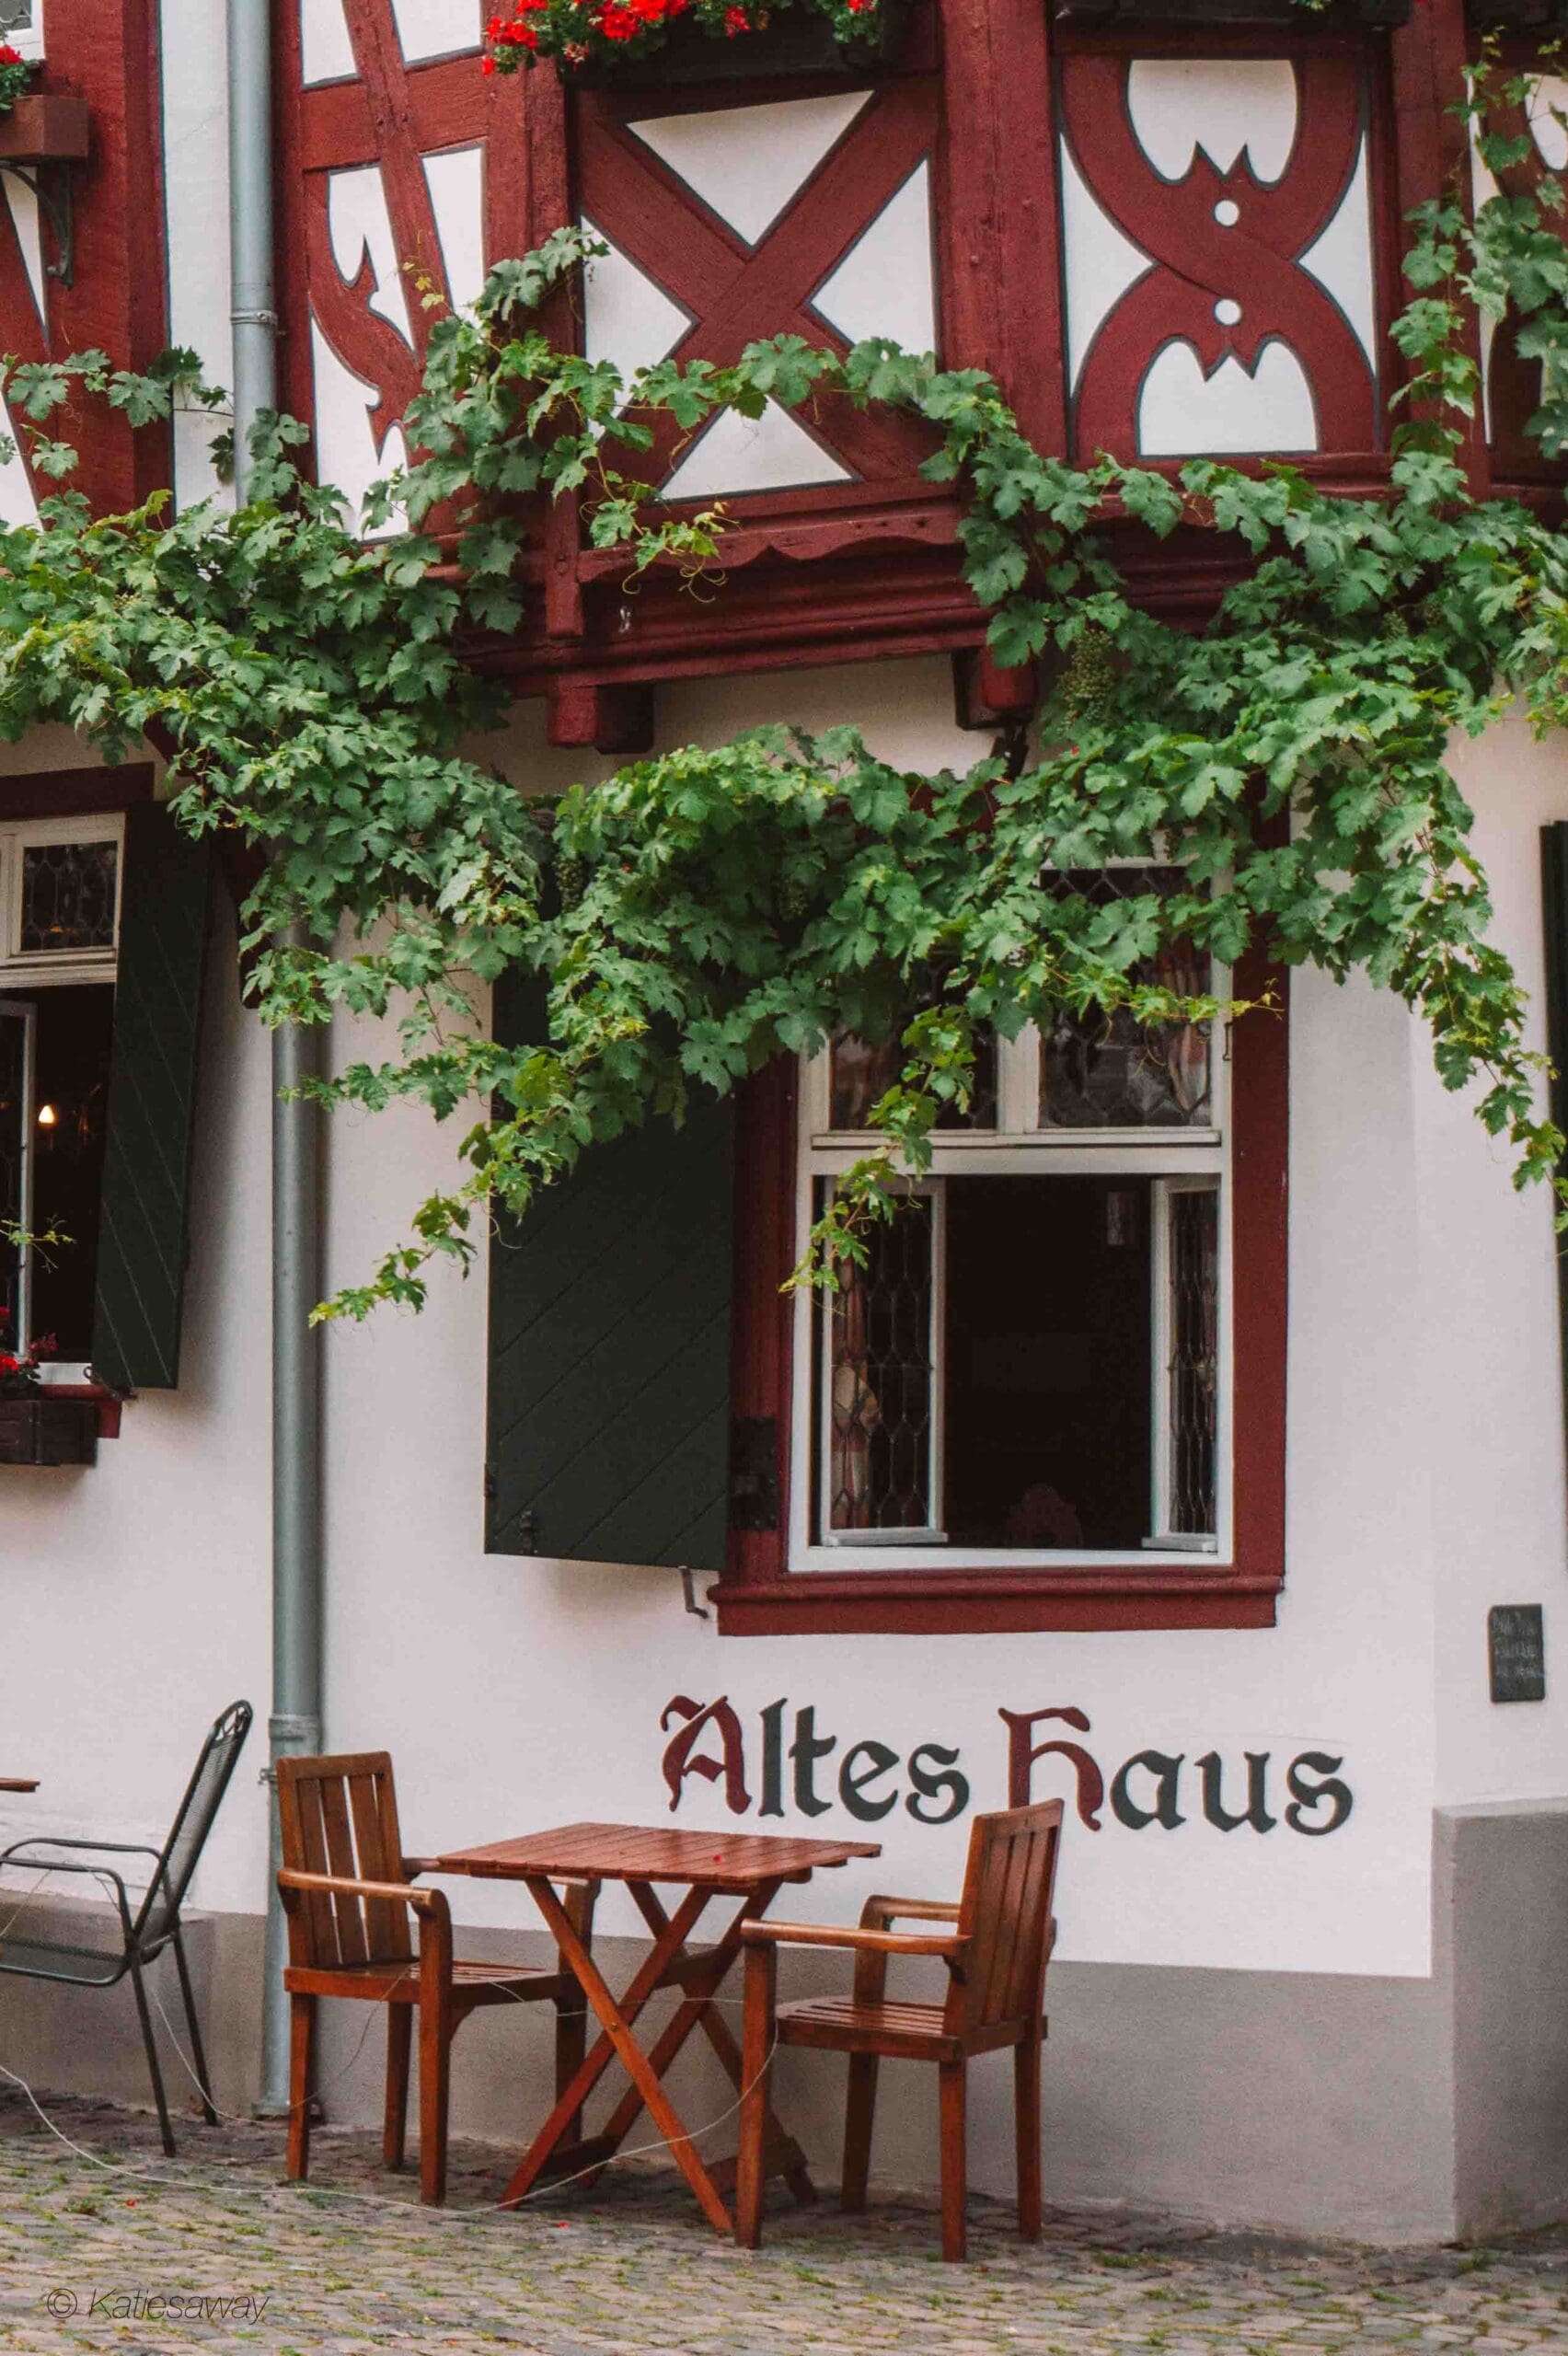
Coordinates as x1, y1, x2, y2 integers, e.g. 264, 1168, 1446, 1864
0, 2091, 1566, 2354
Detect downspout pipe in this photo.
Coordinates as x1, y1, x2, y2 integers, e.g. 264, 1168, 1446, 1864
226, 0, 327, 2115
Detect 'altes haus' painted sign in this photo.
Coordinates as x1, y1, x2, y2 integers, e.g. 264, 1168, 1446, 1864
660, 1700, 1354, 1838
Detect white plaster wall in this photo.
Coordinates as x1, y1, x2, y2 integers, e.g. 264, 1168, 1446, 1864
1422, 716, 1568, 1807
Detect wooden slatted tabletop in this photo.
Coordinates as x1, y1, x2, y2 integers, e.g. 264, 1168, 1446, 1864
434, 1820, 880, 1892
429, 1819, 882, 2228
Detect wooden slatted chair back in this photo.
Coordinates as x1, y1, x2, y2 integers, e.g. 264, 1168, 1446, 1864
276, 1753, 412, 1970
943, 1799, 1063, 2040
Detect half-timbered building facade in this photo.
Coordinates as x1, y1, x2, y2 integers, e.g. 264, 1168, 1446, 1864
1, 0, 1568, 2246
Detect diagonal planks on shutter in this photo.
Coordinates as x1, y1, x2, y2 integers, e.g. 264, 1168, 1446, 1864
90, 803, 213, 1392
484, 974, 735, 1569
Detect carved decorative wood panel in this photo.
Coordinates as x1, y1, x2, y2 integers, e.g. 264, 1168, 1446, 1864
575, 81, 940, 502
278, 1, 1501, 691
1056, 40, 1385, 463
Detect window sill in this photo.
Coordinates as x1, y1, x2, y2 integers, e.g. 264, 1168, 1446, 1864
709, 1563, 1283, 1636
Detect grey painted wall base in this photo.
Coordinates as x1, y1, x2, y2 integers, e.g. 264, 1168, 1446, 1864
0, 1803, 1562, 2245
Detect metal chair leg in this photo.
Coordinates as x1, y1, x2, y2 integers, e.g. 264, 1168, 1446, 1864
128, 1956, 176, 2157
171, 1925, 218, 2126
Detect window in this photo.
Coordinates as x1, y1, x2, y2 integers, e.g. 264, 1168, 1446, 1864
796, 872, 1226, 1571
713, 873, 1288, 1635
0, 818, 122, 1373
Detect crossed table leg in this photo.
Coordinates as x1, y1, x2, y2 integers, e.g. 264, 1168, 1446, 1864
500, 1874, 815, 2231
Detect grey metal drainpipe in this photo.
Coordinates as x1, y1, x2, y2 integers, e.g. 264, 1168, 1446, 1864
227, 0, 327, 2115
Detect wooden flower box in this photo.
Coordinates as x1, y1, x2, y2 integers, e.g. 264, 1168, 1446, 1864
0, 1397, 99, 1467
1052, 0, 1408, 21
0, 96, 91, 165
574, 0, 907, 87
1467, 0, 1568, 25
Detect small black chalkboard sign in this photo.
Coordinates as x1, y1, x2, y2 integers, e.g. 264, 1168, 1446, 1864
1489, 1605, 1546, 1703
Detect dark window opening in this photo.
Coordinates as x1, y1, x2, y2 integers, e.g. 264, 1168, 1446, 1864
943, 1175, 1152, 1550
0, 984, 114, 1359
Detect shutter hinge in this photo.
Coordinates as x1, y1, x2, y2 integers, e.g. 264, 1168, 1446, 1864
517, 1507, 539, 1556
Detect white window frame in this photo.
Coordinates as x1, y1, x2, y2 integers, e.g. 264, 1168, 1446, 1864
790, 988, 1232, 1575
0, 814, 125, 987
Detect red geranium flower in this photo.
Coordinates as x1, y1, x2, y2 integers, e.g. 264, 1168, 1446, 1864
724, 6, 749, 31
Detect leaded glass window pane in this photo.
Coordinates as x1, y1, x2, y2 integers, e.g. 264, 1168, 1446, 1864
823, 1193, 938, 1533
18, 839, 119, 956
1039, 867, 1212, 1129
1167, 1186, 1219, 1534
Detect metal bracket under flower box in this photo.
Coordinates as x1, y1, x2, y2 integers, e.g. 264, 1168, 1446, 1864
0, 1397, 98, 1466
1051, 0, 1411, 22
0, 97, 89, 290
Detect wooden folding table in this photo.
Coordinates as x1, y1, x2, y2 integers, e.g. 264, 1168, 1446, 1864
433, 1819, 880, 2230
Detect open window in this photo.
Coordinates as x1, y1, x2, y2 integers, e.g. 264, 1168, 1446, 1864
800, 871, 1227, 1569
717, 865, 1288, 1634
0, 800, 211, 1400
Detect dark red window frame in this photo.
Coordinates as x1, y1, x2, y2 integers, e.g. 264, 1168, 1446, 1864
712, 935, 1287, 1636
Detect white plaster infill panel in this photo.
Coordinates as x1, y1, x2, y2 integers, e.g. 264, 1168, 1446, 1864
662, 399, 850, 500
581, 219, 691, 390
1529, 75, 1568, 171
328, 166, 414, 346
422, 145, 487, 316
1126, 57, 1298, 183
628, 91, 870, 246
811, 159, 937, 356
392, 0, 482, 60
309, 319, 408, 536
1299, 133, 1377, 376
3, 170, 43, 326
300, 0, 357, 85
160, 0, 236, 510
1138, 340, 1317, 456
1058, 134, 1151, 395
0, 394, 40, 526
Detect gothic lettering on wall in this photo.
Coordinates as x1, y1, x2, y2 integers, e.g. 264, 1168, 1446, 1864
659, 1695, 1355, 1835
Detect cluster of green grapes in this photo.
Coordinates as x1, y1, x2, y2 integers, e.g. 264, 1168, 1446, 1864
1057, 626, 1119, 722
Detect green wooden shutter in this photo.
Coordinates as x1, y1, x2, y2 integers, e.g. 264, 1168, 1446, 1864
485, 971, 735, 1569
90, 803, 213, 1391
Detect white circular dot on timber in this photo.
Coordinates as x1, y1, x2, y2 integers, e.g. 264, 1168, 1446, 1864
1214, 200, 1240, 227
1214, 297, 1242, 327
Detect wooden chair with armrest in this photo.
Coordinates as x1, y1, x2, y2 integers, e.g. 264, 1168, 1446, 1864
276, 1753, 598, 2206
735, 1798, 1063, 2262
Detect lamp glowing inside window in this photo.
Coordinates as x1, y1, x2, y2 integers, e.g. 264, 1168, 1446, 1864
36, 1103, 55, 1127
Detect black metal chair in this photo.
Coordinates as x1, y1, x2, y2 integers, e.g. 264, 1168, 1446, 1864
0, 1700, 252, 2154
